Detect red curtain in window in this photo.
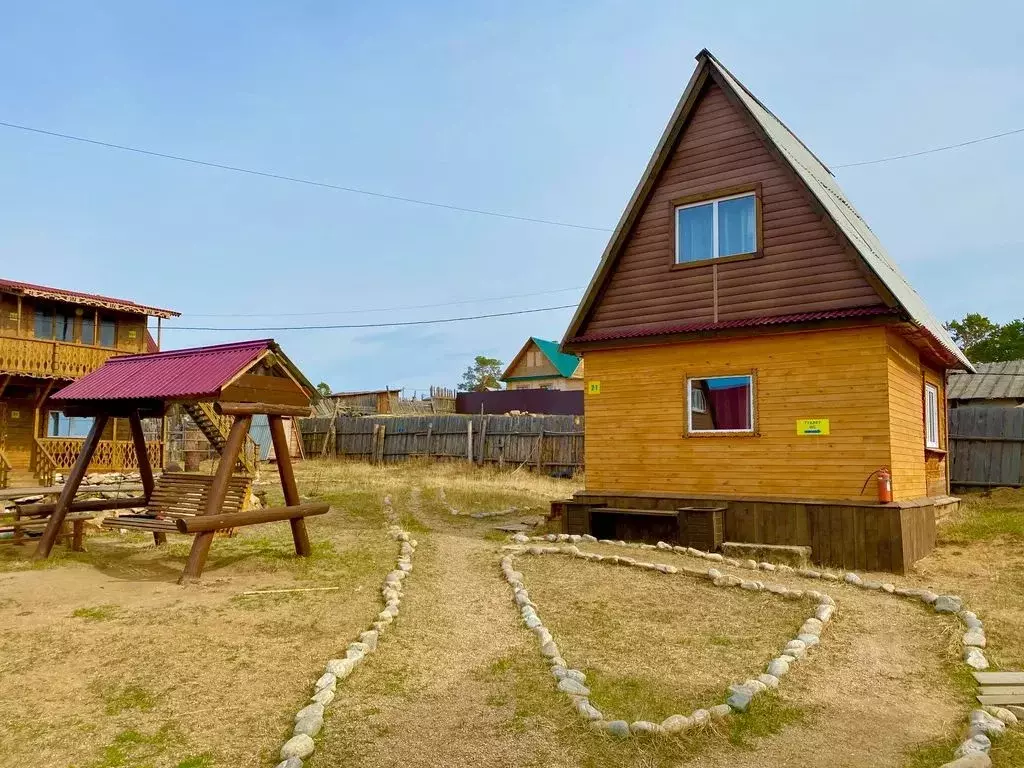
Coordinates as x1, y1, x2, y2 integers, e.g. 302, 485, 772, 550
708, 385, 750, 429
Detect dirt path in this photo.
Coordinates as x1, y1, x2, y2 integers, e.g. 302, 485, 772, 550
311, 490, 564, 767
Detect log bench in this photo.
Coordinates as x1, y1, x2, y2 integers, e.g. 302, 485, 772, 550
101, 472, 253, 545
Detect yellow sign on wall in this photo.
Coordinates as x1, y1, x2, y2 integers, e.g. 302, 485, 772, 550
588, 381, 601, 395
796, 418, 829, 435
9, 410, 20, 420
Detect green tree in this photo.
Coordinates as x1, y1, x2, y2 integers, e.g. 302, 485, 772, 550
315, 381, 332, 397
460, 355, 504, 391
945, 314, 1024, 363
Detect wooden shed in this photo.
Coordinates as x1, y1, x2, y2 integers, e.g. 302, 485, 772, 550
557, 50, 974, 573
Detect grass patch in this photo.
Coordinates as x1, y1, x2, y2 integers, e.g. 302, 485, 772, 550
72, 604, 119, 622
101, 683, 158, 716
82, 725, 177, 768
726, 693, 805, 747
941, 488, 1024, 544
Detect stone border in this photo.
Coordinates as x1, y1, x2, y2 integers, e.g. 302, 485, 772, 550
275, 494, 417, 767
500, 542, 834, 737
513, 534, 1020, 764
437, 486, 522, 518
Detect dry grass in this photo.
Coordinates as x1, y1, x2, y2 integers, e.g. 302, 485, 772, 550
3, 462, 1024, 767
0, 471, 400, 768
518, 552, 810, 721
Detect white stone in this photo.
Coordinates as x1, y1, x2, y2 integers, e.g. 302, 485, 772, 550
955, 733, 992, 758
605, 720, 630, 737
984, 706, 1018, 726
314, 673, 336, 691
294, 714, 323, 737
295, 702, 324, 722
816, 604, 835, 623
710, 703, 733, 718
844, 572, 863, 586
326, 658, 354, 679
767, 658, 790, 677
311, 687, 335, 706
963, 630, 986, 648
280, 734, 315, 760
661, 714, 692, 733
690, 709, 711, 726
758, 673, 780, 689
557, 678, 590, 696
935, 595, 964, 613
965, 647, 990, 670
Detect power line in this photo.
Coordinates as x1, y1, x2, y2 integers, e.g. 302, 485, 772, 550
182, 285, 585, 317
0, 120, 612, 233
834, 126, 1024, 168
163, 303, 578, 331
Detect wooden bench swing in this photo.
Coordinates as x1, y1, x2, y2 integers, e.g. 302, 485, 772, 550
32, 339, 329, 584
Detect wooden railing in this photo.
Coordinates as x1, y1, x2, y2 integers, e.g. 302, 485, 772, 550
33, 437, 162, 485
0, 335, 121, 379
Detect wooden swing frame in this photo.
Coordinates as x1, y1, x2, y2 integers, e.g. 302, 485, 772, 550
33, 400, 327, 584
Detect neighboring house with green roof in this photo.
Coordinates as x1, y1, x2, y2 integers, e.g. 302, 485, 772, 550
501, 337, 584, 391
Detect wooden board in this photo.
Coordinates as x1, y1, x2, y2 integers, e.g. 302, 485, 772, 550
979, 686, 1024, 696
220, 374, 309, 407
977, 693, 1024, 706
973, 672, 1024, 685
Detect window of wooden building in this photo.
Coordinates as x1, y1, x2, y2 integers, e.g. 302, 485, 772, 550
81, 314, 95, 345
924, 383, 940, 449
47, 411, 96, 438
675, 190, 758, 264
687, 374, 754, 433
99, 317, 117, 348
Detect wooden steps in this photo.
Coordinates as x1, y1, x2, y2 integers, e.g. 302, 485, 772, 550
974, 671, 1024, 705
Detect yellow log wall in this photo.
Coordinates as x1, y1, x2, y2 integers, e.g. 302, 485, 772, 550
885, 332, 927, 500
583, 326, 896, 501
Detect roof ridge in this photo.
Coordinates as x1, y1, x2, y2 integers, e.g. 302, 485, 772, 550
106, 338, 274, 363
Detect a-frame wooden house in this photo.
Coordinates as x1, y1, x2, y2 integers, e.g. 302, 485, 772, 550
558, 50, 973, 572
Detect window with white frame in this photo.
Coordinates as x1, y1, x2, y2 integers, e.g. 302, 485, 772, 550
676, 192, 757, 264
687, 375, 753, 433
925, 383, 940, 449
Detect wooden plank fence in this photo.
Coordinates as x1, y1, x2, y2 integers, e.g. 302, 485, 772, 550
299, 414, 583, 476
950, 406, 1024, 488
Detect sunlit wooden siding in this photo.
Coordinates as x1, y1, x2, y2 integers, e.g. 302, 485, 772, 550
923, 365, 949, 496
584, 325, 892, 500
885, 332, 927, 500
581, 81, 881, 336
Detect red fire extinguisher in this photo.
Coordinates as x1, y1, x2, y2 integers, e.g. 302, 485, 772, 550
876, 467, 893, 503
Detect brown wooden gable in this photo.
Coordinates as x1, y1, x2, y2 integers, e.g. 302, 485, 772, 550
566, 65, 891, 346
220, 357, 310, 408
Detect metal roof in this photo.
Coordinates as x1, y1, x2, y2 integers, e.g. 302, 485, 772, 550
947, 360, 1024, 401
0, 277, 179, 319
572, 306, 897, 344
503, 337, 582, 380
703, 52, 972, 371
561, 50, 973, 372
51, 339, 272, 402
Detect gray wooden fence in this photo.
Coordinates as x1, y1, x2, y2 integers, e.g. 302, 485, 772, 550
950, 406, 1024, 488
299, 414, 584, 475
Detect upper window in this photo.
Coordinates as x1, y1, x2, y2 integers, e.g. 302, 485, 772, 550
676, 192, 757, 264
34, 308, 53, 339
688, 375, 753, 433
925, 383, 940, 449
81, 315, 95, 345
99, 317, 117, 347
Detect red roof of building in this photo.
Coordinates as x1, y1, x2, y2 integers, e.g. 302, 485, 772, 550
0, 278, 179, 319
567, 306, 898, 344
51, 340, 273, 402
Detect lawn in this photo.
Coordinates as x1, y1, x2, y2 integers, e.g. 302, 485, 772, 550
1, 460, 1023, 768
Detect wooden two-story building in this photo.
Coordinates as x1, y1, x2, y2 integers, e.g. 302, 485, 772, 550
559, 50, 974, 572
0, 278, 179, 488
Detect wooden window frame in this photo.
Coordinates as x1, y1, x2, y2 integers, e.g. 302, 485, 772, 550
683, 370, 759, 437
924, 382, 940, 450
670, 183, 763, 270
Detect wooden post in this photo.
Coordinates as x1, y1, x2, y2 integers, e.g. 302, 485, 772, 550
129, 412, 163, 545
536, 425, 545, 472
478, 416, 489, 465
269, 414, 311, 557
15, 296, 21, 337
34, 413, 109, 559
467, 420, 473, 462
425, 423, 433, 459
179, 415, 251, 584
374, 423, 386, 464
156, 317, 162, 351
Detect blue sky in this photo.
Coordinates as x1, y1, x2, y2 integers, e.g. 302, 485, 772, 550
1, 2, 1021, 392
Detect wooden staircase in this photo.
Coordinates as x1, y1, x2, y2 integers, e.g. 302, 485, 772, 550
182, 402, 258, 475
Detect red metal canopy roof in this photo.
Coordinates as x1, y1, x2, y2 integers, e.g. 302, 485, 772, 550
51, 340, 273, 402
0, 277, 179, 319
